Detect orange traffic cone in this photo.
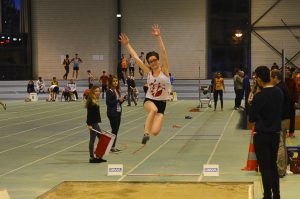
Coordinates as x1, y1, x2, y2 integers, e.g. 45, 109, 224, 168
242, 127, 258, 171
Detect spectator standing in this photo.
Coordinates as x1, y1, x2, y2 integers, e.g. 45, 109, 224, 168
121, 54, 128, 85
211, 72, 225, 111
169, 73, 174, 85
270, 69, 290, 178
85, 86, 107, 163
248, 72, 260, 105
249, 66, 283, 199
126, 73, 137, 106
106, 76, 127, 152
242, 70, 251, 112
99, 70, 109, 99
128, 55, 136, 77
71, 53, 83, 80
117, 60, 125, 85
139, 52, 146, 79
285, 67, 298, 137
233, 69, 244, 109
296, 72, 300, 93
62, 54, 71, 80
87, 70, 95, 89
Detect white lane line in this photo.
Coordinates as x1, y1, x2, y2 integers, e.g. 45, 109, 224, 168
34, 129, 87, 149
127, 173, 200, 176
0, 109, 83, 129
0, 100, 111, 124
0, 101, 179, 177
0, 115, 85, 139
34, 123, 138, 149
0, 102, 82, 122
0, 101, 49, 111
0, 126, 139, 177
0, 105, 145, 139
0, 107, 146, 152
197, 110, 235, 182
0, 125, 85, 154
117, 106, 206, 182
0, 140, 87, 178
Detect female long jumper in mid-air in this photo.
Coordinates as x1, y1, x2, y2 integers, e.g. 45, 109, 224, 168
119, 24, 171, 145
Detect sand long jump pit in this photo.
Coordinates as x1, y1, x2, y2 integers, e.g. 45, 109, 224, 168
37, 181, 253, 199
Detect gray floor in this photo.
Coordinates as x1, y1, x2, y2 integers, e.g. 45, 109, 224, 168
0, 100, 299, 199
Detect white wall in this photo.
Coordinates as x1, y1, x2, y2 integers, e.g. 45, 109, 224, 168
121, 0, 207, 79
29, 0, 300, 80
31, 0, 117, 80
31, 0, 207, 80
251, 0, 300, 70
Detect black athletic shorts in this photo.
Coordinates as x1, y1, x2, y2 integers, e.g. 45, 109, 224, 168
144, 98, 166, 114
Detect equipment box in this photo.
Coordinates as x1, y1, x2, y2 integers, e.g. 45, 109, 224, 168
290, 157, 300, 174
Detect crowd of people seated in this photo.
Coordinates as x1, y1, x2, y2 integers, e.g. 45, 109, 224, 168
25, 77, 81, 102
61, 79, 78, 102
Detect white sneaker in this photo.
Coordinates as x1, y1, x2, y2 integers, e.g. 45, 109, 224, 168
286, 170, 293, 175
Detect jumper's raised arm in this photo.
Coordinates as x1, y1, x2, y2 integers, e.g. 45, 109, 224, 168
151, 24, 169, 76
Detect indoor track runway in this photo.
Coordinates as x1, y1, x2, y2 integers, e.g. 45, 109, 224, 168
0, 100, 299, 199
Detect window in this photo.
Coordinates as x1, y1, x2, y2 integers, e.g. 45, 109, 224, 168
208, 0, 250, 78
1, 0, 32, 80
1, 0, 20, 33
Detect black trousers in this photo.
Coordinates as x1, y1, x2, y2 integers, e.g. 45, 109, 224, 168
254, 133, 280, 199
108, 112, 121, 148
63, 65, 69, 79
234, 89, 243, 108
89, 123, 100, 158
289, 102, 295, 133
213, 90, 223, 109
101, 85, 107, 99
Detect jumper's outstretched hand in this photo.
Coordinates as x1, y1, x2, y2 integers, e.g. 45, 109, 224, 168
151, 24, 161, 36
119, 33, 129, 45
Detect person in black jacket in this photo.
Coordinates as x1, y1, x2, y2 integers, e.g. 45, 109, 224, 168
249, 66, 283, 199
106, 76, 127, 152
270, 69, 291, 178
85, 86, 107, 163
126, 73, 137, 106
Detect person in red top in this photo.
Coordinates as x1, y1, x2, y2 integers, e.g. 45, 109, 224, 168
100, 70, 109, 99
285, 68, 298, 137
